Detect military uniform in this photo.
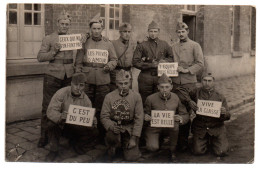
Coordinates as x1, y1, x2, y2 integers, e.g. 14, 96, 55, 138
37, 12, 74, 147
110, 38, 135, 91
100, 70, 144, 161
176, 74, 230, 156
133, 21, 173, 103
171, 22, 204, 151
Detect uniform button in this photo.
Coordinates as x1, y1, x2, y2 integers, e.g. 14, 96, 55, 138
206, 127, 209, 130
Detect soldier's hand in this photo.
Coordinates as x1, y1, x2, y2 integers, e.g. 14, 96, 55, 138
174, 115, 183, 124
110, 125, 121, 134
127, 136, 137, 149
103, 65, 110, 73
93, 117, 98, 128
144, 114, 151, 121
177, 66, 189, 73
189, 100, 198, 111
220, 107, 227, 115
80, 33, 87, 43
159, 59, 167, 63
61, 111, 68, 120
53, 42, 62, 53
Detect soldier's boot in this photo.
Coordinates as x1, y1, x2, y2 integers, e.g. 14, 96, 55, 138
45, 151, 58, 162
38, 128, 48, 148
170, 150, 178, 163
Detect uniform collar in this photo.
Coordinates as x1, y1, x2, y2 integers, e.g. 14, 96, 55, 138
148, 37, 159, 43
92, 35, 103, 42
120, 37, 129, 45
70, 88, 84, 99
159, 92, 171, 101
180, 38, 189, 43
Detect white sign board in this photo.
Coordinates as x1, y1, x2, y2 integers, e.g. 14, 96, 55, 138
196, 100, 222, 118
86, 49, 109, 64
66, 105, 95, 127
59, 34, 82, 51
151, 110, 175, 128
158, 62, 178, 77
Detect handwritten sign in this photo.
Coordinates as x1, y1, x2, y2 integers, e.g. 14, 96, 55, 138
59, 34, 82, 51
86, 49, 109, 64
151, 110, 175, 128
158, 62, 178, 77
196, 100, 222, 118
66, 105, 95, 127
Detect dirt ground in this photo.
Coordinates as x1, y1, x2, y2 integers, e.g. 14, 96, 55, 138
133, 108, 255, 164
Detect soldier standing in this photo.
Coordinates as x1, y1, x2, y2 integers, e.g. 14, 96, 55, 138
37, 11, 75, 148
75, 16, 118, 143
133, 21, 174, 103
110, 23, 135, 91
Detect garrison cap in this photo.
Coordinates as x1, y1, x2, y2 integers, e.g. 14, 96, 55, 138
176, 22, 189, 31
89, 14, 103, 27
201, 72, 215, 80
148, 21, 160, 30
158, 73, 172, 84
72, 73, 86, 84
116, 70, 131, 81
119, 23, 132, 31
57, 10, 72, 22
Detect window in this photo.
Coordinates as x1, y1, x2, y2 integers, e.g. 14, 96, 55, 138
100, 4, 122, 40
7, 4, 45, 60
181, 5, 198, 14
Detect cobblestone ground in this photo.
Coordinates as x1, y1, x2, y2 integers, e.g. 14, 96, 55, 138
5, 74, 255, 163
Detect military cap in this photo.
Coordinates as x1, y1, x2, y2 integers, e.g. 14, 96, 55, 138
201, 72, 215, 80
119, 23, 132, 31
72, 73, 86, 84
148, 21, 160, 30
89, 14, 103, 27
176, 22, 189, 31
57, 10, 72, 22
158, 73, 172, 84
116, 70, 131, 81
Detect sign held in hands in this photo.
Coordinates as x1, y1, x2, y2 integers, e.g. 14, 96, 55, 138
66, 105, 95, 127
196, 100, 222, 118
158, 62, 178, 77
59, 34, 82, 51
151, 110, 175, 128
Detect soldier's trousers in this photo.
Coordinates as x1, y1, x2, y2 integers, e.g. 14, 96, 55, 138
144, 123, 179, 152
41, 74, 72, 139
105, 130, 141, 161
47, 120, 99, 152
138, 72, 158, 103
192, 127, 229, 156
84, 84, 110, 142
172, 82, 196, 150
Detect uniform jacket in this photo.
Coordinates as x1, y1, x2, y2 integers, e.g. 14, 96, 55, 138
171, 38, 204, 84
133, 38, 173, 72
37, 31, 74, 80
144, 92, 189, 126
47, 86, 92, 124
75, 36, 118, 85
100, 89, 144, 137
110, 38, 136, 83
176, 87, 230, 137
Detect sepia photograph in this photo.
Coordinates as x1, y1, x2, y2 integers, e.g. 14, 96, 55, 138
4, 1, 256, 164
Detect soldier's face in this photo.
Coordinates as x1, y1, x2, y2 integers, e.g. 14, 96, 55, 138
120, 29, 132, 41
91, 23, 103, 38
148, 29, 160, 39
57, 19, 71, 34
71, 82, 85, 96
158, 83, 173, 97
117, 79, 131, 93
202, 76, 215, 90
177, 29, 189, 41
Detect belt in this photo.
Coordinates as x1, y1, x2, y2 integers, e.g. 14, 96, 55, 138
113, 119, 134, 125
51, 59, 73, 64
115, 66, 131, 71
83, 62, 104, 68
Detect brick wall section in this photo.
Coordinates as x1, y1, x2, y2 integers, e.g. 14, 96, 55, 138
203, 5, 232, 56
128, 5, 181, 45
45, 4, 101, 35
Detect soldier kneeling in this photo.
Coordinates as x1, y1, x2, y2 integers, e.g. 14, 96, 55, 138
100, 70, 144, 161
45, 73, 99, 162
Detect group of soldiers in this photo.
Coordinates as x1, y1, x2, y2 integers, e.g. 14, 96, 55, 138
37, 11, 231, 162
